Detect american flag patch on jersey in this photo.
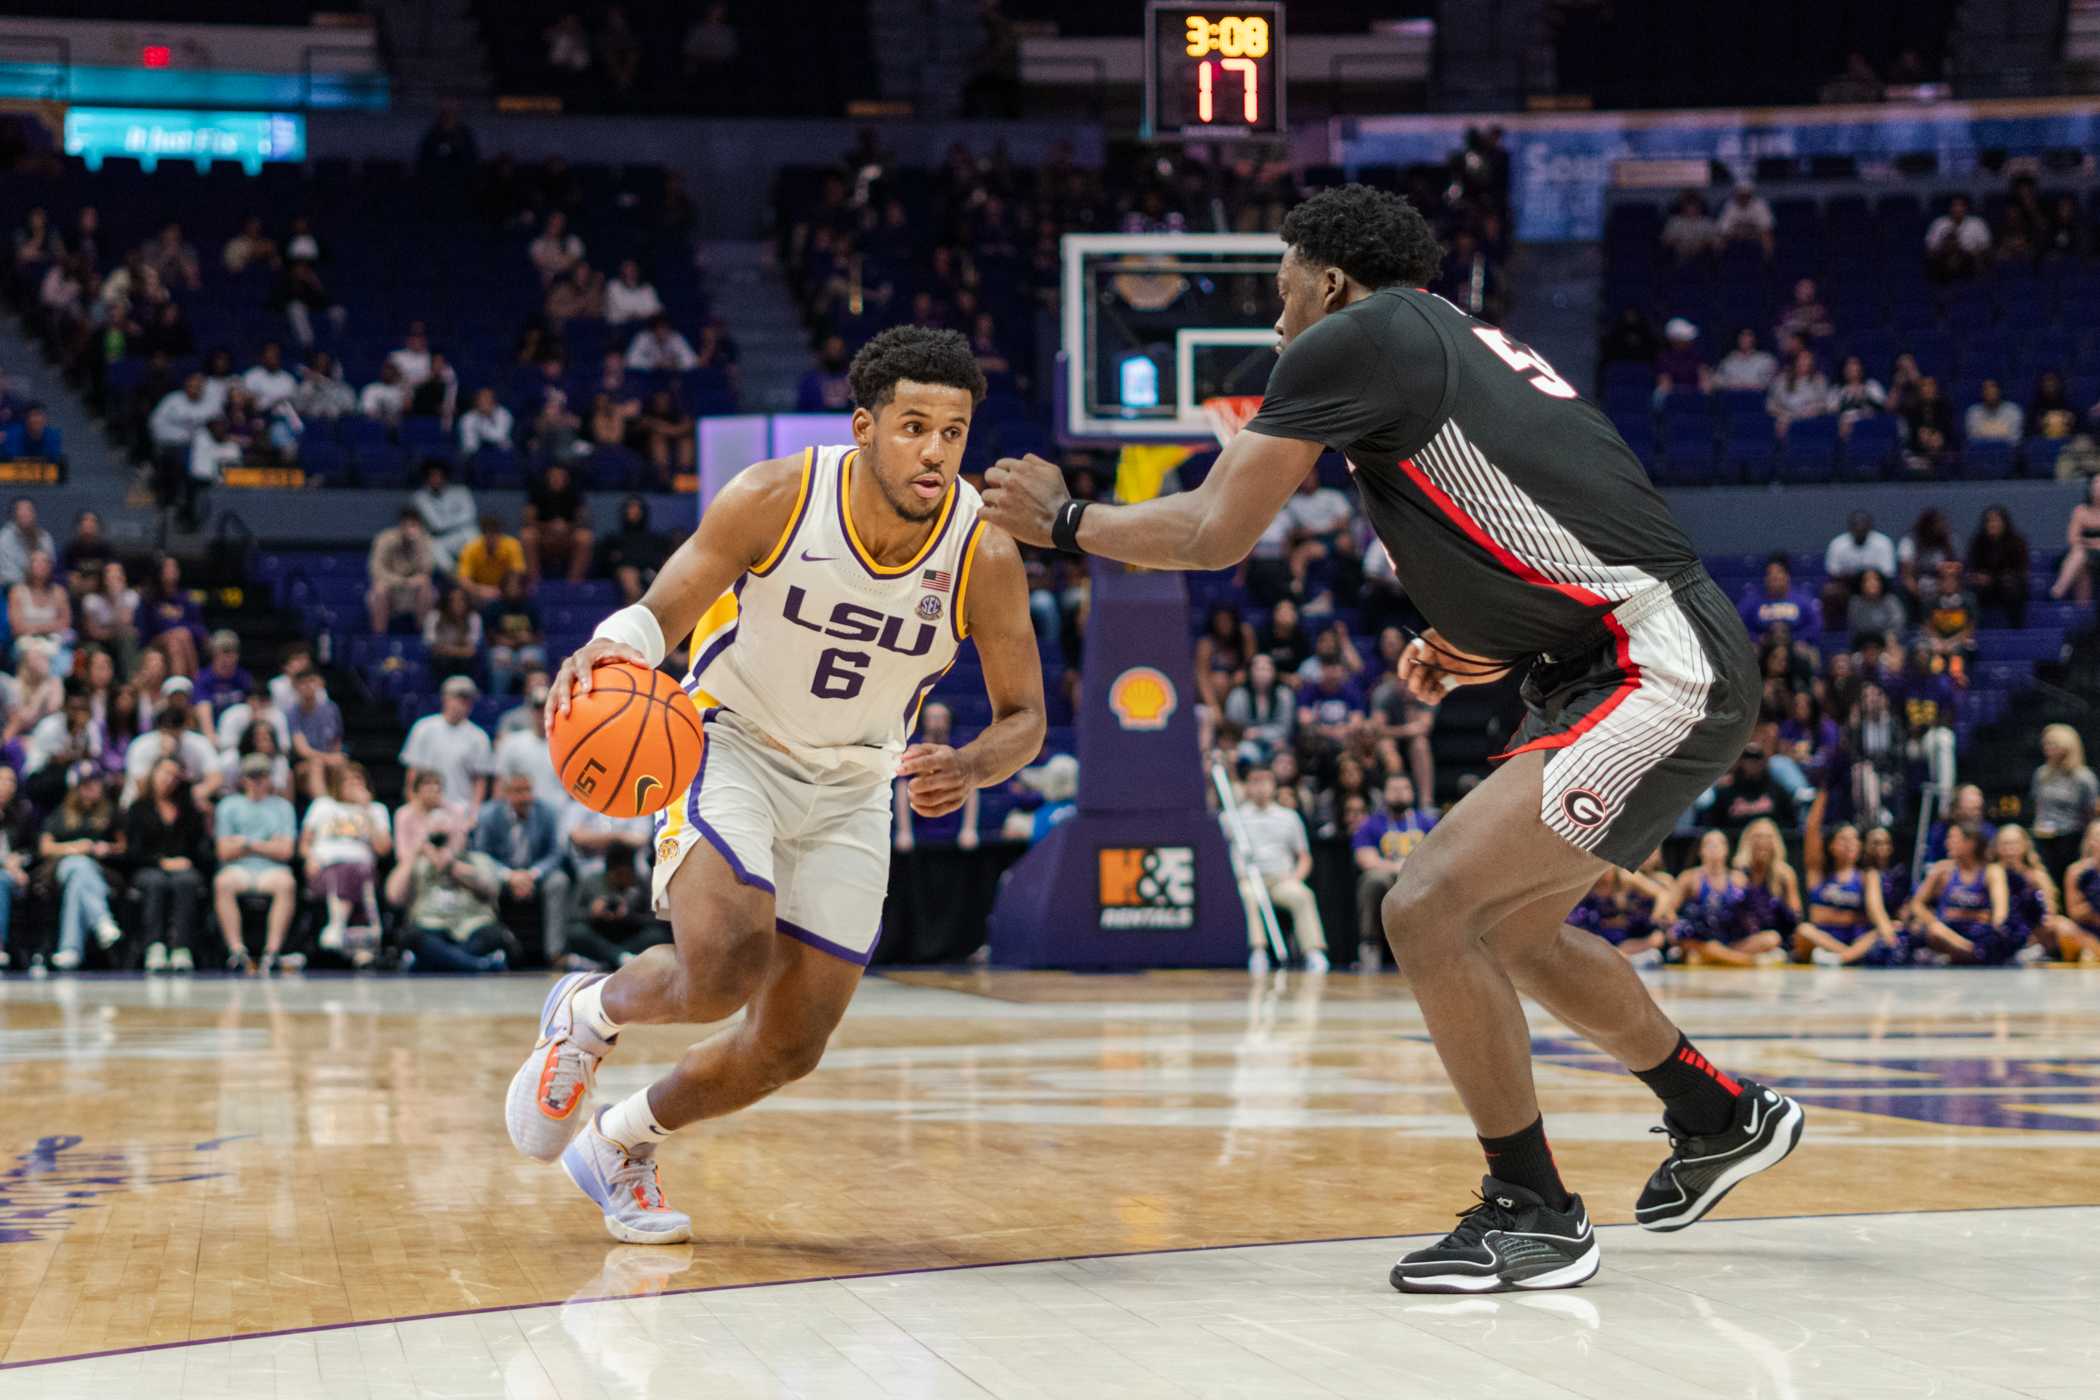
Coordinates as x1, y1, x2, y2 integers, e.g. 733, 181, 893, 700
922, 569, 952, 593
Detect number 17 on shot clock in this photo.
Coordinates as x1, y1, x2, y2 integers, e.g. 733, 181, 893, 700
1145, 1, 1286, 141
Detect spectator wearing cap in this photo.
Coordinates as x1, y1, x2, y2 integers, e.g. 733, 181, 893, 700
123, 683, 223, 806
1234, 765, 1328, 973
1717, 182, 1775, 258
367, 509, 438, 635
1701, 745, 1797, 830
400, 675, 492, 809
1654, 318, 1710, 402
472, 762, 573, 961
42, 763, 123, 970
197, 630, 254, 721
214, 752, 300, 973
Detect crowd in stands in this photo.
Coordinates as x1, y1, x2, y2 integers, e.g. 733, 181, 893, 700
3, 112, 724, 519
1149, 471, 2100, 973
1605, 174, 2100, 483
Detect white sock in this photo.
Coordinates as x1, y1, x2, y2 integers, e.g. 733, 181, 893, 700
599, 1088, 671, 1151
571, 976, 624, 1042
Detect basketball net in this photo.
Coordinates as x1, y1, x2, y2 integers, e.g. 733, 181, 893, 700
1201, 394, 1263, 448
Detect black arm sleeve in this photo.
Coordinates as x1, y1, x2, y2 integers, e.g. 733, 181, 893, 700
1242, 298, 1448, 459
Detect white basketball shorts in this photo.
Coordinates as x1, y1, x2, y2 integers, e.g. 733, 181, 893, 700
651, 705, 892, 966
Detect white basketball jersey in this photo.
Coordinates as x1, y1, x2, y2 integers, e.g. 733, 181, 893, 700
684, 444, 985, 779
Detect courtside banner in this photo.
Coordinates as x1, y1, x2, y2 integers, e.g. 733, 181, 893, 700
1335, 97, 2100, 242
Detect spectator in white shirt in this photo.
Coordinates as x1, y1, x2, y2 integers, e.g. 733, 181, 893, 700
399, 676, 493, 809
1766, 349, 1831, 437
386, 324, 435, 388
1926, 194, 1991, 283
1825, 512, 1897, 581
458, 388, 515, 456
1964, 378, 2024, 444
1659, 191, 1719, 262
1820, 511, 1898, 629
361, 361, 408, 425
625, 315, 699, 371
149, 373, 217, 458
412, 460, 479, 571
529, 211, 585, 285
1713, 327, 1779, 392
1234, 766, 1328, 973
604, 259, 664, 326
1716, 183, 1775, 257
190, 417, 241, 488
240, 341, 298, 416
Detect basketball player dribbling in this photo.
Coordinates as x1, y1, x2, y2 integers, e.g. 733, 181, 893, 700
981, 185, 1805, 1294
512, 327, 1045, 1242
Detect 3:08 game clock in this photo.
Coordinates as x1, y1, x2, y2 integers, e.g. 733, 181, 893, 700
1144, 1, 1286, 141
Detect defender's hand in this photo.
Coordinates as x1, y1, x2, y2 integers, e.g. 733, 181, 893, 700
898, 744, 974, 818
981, 454, 1069, 548
547, 638, 648, 725
1397, 629, 1511, 705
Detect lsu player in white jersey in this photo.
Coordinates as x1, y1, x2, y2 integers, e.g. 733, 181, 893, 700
507, 328, 1046, 1242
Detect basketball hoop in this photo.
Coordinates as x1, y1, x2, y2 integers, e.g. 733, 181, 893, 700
1202, 394, 1263, 447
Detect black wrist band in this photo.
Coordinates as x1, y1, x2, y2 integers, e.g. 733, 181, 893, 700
1050, 498, 1090, 554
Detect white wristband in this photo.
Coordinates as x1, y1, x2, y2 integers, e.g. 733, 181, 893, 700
591, 604, 667, 668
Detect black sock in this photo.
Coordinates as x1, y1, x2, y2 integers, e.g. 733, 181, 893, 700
1478, 1116, 1570, 1211
1633, 1032, 1742, 1135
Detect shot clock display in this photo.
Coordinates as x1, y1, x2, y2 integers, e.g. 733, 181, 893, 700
1144, 2, 1285, 140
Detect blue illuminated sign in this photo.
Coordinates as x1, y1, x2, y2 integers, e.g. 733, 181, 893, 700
62, 107, 306, 174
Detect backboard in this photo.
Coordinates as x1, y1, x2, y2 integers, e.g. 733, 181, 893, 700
1059, 232, 1286, 444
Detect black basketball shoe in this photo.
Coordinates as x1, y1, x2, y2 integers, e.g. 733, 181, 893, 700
1635, 1079, 1805, 1232
1389, 1178, 1599, 1294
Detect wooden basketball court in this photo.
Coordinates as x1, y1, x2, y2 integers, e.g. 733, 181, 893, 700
4, 966, 2098, 1397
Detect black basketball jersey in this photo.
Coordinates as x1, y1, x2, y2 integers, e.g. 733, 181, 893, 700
1245, 288, 1701, 659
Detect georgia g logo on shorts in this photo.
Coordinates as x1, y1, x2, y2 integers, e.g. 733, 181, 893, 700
1560, 788, 1609, 829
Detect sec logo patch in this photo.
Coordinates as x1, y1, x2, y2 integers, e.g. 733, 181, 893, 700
916, 594, 944, 621
1560, 788, 1609, 829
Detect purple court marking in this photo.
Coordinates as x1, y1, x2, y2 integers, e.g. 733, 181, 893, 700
3, 1202, 2095, 1372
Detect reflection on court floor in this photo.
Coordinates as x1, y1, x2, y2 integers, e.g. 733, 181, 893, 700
2, 968, 2096, 1395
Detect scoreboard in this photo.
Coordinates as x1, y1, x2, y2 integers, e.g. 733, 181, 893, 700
1143, 2, 1286, 141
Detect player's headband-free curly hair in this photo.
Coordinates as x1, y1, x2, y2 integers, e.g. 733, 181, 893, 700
847, 326, 989, 411
1280, 184, 1444, 291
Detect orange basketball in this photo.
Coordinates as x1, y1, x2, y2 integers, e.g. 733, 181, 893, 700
547, 661, 704, 818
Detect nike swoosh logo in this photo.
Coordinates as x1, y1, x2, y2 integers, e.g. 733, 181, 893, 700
800, 550, 836, 562
633, 775, 662, 809
1743, 1095, 1765, 1136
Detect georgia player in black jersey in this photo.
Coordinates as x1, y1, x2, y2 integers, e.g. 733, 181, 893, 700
982, 185, 1805, 1295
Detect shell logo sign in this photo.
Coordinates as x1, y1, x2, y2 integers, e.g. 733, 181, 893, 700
1107, 666, 1177, 731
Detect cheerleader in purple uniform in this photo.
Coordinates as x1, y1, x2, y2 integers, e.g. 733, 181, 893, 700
1791, 794, 1904, 966
1907, 823, 2016, 964
1991, 824, 2078, 963
2061, 821, 2100, 964
1670, 828, 1783, 966
1569, 855, 1674, 965
1862, 824, 1911, 931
